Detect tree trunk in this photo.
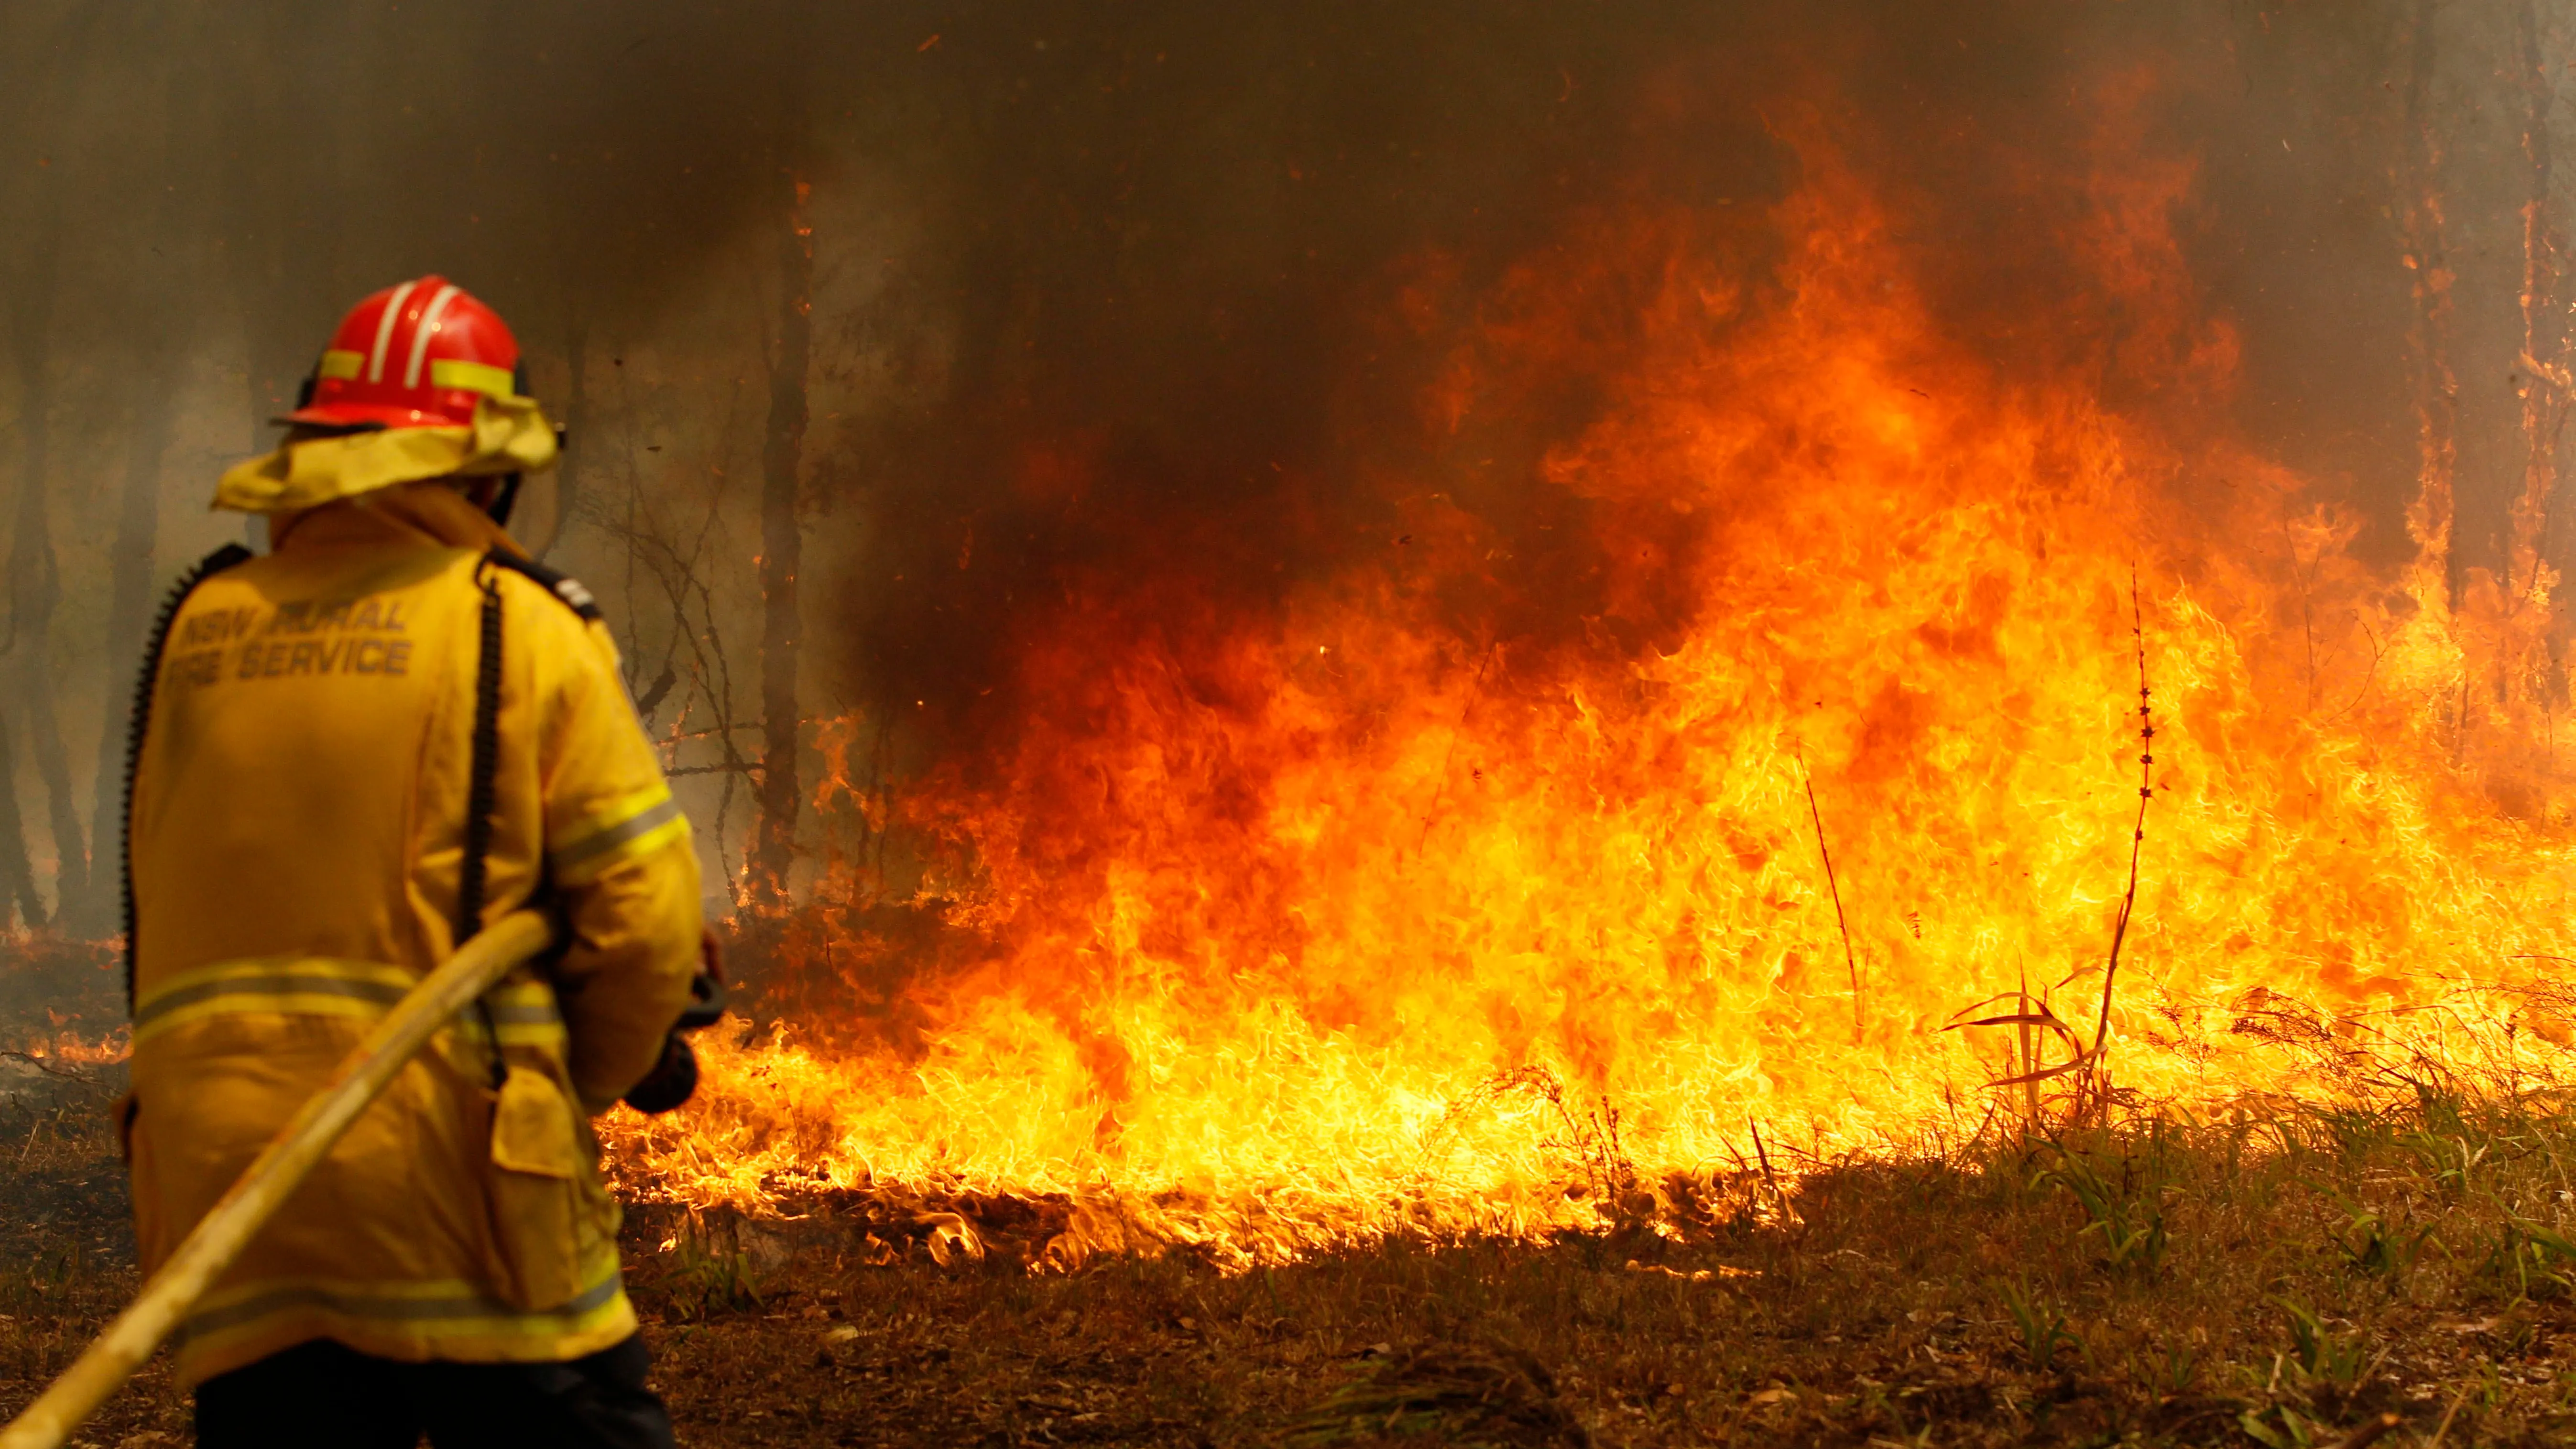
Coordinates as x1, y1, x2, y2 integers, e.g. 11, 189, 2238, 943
0, 714, 43, 930
72, 17, 208, 937
2399, 0, 2460, 619
212, 7, 338, 466
8, 171, 86, 924
755, 165, 813, 903
74, 353, 175, 937
11, 368, 86, 923
2510, 0, 2565, 601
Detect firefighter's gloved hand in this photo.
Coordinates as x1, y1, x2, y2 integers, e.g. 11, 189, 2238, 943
623, 948, 729, 1115
622, 1032, 699, 1115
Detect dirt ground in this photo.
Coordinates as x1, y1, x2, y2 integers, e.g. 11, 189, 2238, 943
4, 1058, 2575, 1448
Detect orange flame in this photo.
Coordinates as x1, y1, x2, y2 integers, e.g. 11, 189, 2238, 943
603, 122, 2576, 1262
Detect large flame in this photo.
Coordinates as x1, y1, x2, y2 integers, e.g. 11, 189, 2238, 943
603, 118, 2576, 1264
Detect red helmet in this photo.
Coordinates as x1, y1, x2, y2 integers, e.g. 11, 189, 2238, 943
284, 275, 523, 430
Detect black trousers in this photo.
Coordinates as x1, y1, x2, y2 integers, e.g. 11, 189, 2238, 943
194, 1334, 676, 1449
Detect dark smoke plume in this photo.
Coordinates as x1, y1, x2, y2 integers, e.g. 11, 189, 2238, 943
0, 0, 2555, 929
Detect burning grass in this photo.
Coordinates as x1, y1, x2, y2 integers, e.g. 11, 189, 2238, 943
9, 1061, 2576, 1445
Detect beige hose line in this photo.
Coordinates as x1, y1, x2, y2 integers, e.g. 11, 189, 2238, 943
0, 910, 554, 1449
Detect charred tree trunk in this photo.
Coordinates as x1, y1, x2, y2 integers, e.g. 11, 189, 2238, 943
2511, 0, 2565, 602
2399, 0, 2460, 618
0, 715, 42, 930
74, 346, 176, 937
72, 23, 207, 937
10, 360, 86, 922
0, 3, 119, 928
7, 174, 86, 924
755, 166, 813, 904
212, 8, 339, 470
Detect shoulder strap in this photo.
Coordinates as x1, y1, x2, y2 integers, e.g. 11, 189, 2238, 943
123, 543, 255, 1009
457, 568, 506, 948
482, 550, 603, 623
460, 563, 509, 1088
461, 549, 596, 945
459, 554, 573, 1086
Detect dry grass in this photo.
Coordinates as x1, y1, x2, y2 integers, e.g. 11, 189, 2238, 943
7, 1064, 2576, 1446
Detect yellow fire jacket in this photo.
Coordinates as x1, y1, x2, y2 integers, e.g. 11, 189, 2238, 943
124, 484, 700, 1386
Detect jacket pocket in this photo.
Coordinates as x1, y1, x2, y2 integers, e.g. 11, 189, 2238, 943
487, 1064, 584, 1311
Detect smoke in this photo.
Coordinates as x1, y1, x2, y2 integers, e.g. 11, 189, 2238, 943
818, 0, 2477, 747
0, 0, 2555, 917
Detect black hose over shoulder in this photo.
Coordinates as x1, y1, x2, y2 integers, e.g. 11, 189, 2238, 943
461, 565, 508, 1088
123, 543, 253, 1011
457, 572, 504, 947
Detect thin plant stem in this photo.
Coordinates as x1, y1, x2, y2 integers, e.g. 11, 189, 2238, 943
1798, 750, 1864, 1043
2092, 568, 2156, 1098
2019, 961, 2041, 1130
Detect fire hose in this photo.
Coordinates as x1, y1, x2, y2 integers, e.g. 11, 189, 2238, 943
0, 910, 554, 1449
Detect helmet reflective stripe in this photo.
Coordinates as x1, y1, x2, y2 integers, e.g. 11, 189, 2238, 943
428, 358, 516, 399
364, 279, 418, 383
403, 284, 463, 390
287, 274, 527, 432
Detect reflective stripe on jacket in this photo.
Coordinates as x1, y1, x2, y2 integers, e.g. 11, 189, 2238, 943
126, 485, 701, 1385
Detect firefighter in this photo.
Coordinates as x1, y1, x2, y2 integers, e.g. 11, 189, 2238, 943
123, 276, 703, 1449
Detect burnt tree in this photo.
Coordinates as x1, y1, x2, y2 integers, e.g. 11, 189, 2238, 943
2398, 0, 2461, 616
755, 166, 813, 903
2511, 0, 2567, 605
74, 11, 211, 937
6, 120, 85, 925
